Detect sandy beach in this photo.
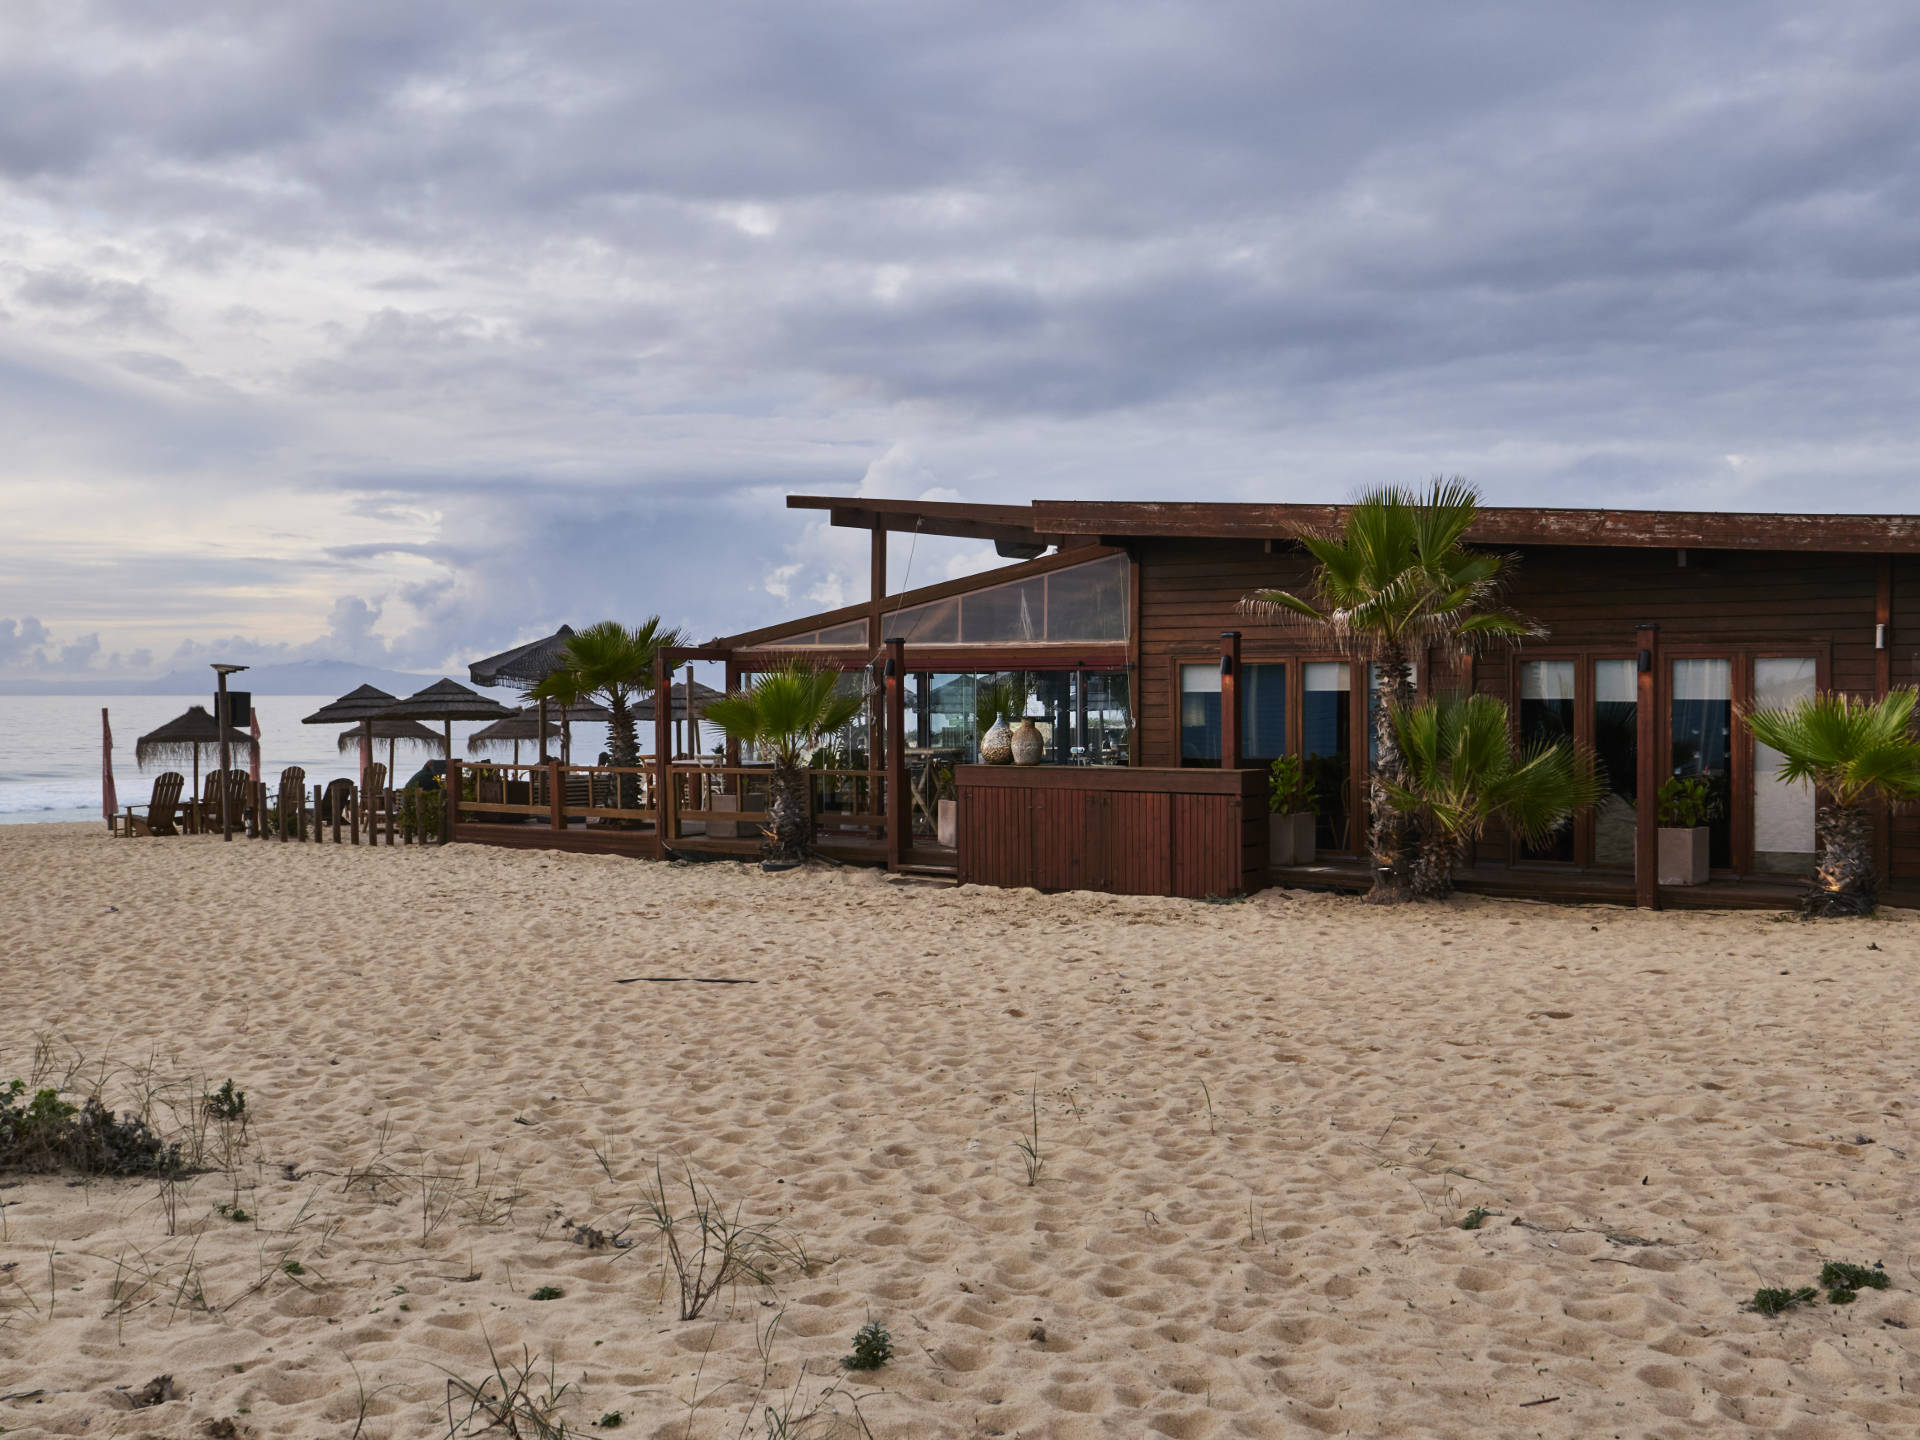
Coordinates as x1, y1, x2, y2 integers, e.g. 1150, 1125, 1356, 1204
2, 822, 1916, 1439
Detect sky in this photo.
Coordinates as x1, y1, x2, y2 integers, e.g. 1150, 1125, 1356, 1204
3, 1, 1919, 685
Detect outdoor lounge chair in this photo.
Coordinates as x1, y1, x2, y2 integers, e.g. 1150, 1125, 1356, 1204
117, 771, 186, 837
275, 766, 307, 839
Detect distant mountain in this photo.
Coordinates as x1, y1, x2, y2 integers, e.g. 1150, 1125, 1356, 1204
0, 660, 487, 698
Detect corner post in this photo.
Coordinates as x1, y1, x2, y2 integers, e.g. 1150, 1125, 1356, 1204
869, 523, 887, 647
549, 759, 565, 830
654, 649, 675, 842
1219, 631, 1242, 771
1875, 555, 1893, 884
1634, 624, 1660, 910
886, 638, 907, 871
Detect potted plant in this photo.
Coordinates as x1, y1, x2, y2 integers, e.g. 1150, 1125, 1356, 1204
1656, 776, 1714, 885
1267, 754, 1318, 867
933, 764, 958, 848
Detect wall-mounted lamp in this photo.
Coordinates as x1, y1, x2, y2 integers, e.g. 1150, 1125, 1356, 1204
1877, 623, 1888, 650
1637, 648, 1652, 674
1219, 653, 1235, 677
883, 657, 898, 678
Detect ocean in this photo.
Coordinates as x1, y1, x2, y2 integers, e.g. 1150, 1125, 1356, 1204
0, 696, 612, 826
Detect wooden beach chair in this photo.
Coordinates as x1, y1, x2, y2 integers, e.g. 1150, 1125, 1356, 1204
117, 771, 186, 837
275, 767, 307, 839
362, 763, 390, 826
321, 778, 355, 827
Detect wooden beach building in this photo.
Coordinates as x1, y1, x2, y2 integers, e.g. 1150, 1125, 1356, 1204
448, 496, 1920, 910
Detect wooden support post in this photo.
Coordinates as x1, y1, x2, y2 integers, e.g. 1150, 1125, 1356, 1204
350, 786, 359, 845
654, 650, 675, 842
1219, 631, 1242, 771
869, 523, 887, 649
313, 785, 323, 843
886, 638, 907, 871
1634, 624, 1660, 910
403, 791, 414, 845
246, 783, 259, 839
279, 784, 289, 842
1876, 555, 1893, 883
549, 760, 565, 830
332, 791, 343, 844
446, 760, 461, 845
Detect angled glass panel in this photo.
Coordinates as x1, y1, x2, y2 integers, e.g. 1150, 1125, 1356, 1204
880, 553, 1128, 646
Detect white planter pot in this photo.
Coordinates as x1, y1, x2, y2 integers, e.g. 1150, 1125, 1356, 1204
1657, 826, 1710, 886
708, 792, 738, 839
1269, 812, 1316, 867
936, 797, 957, 848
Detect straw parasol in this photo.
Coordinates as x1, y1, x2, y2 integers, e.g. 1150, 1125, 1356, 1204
467, 708, 559, 766
302, 685, 399, 794
136, 705, 258, 796
468, 626, 576, 692
378, 678, 516, 770
335, 719, 447, 783
633, 680, 724, 722
467, 626, 583, 762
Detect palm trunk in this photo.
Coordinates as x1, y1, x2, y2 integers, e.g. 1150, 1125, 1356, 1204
1366, 644, 1418, 903
1808, 799, 1875, 916
1407, 825, 1463, 901
606, 695, 640, 823
765, 761, 812, 868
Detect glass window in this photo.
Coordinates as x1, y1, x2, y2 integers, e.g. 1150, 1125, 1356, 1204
1241, 663, 1287, 762
882, 553, 1129, 646
1044, 556, 1129, 641
1180, 664, 1222, 765
1672, 658, 1733, 868
1517, 660, 1577, 861
1592, 659, 1638, 869
1304, 662, 1351, 850
1753, 658, 1817, 875
1081, 671, 1131, 763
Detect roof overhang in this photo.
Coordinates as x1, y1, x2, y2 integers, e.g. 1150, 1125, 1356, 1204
789, 494, 1920, 553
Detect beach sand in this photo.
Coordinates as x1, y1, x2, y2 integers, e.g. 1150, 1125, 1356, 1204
1, 822, 1916, 1439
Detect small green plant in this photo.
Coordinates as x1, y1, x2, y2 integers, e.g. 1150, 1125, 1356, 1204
442, 1337, 571, 1439
216, 1202, 252, 1222
1820, 1260, 1887, 1304
1657, 776, 1715, 828
842, 1320, 894, 1372
0, 1079, 185, 1178
204, 1080, 247, 1123
529, 1285, 564, 1301
1267, 755, 1315, 816
1747, 1286, 1817, 1317
1459, 1206, 1496, 1230
593, 1414, 623, 1430
282, 1259, 305, 1276
1013, 1084, 1044, 1186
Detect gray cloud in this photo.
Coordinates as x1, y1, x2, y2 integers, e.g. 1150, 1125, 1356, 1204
3, 1, 1919, 680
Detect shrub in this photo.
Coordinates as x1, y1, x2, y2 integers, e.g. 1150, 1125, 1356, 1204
1267, 755, 1314, 816
1656, 776, 1715, 828
842, 1320, 894, 1372
0, 1080, 186, 1178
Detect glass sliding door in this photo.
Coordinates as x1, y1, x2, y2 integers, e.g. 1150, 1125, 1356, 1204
1671, 657, 1733, 868
1518, 660, 1576, 861
1081, 671, 1131, 764
1304, 662, 1351, 850
1591, 659, 1638, 868
1752, 658, 1817, 874
1240, 663, 1288, 764
1180, 663, 1222, 765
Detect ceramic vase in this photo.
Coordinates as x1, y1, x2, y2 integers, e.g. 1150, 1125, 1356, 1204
980, 718, 1014, 765
1010, 717, 1044, 766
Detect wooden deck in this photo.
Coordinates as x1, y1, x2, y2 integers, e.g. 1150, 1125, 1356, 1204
1270, 855, 1920, 911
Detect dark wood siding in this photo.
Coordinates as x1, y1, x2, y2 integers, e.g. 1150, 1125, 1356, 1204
1893, 556, 1920, 880
956, 766, 1266, 897
1133, 538, 1886, 873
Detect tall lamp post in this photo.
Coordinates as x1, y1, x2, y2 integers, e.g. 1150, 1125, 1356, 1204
213, 663, 249, 841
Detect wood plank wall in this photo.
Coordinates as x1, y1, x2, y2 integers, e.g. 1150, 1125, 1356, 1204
1133, 537, 1900, 874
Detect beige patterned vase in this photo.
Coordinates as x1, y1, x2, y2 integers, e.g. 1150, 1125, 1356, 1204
1010, 717, 1044, 766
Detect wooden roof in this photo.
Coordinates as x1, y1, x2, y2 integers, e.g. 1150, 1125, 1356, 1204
788, 495, 1920, 553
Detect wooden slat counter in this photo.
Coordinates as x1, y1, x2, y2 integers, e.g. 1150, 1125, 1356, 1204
956, 765, 1268, 898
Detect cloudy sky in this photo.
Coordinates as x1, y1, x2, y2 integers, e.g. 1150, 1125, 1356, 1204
3, 1, 1918, 683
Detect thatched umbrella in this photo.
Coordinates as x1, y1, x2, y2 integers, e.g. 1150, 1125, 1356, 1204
635, 679, 724, 757
468, 625, 580, 762
335, 719, 447, 782
378, 679, 516, 775
302, 685, 399, 795
467, 709, 556, 765
136, 705, 258, 797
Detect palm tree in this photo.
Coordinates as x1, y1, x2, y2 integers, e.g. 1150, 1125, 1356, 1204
1376, 694, 1605, 900
1745, 688, 1920, 916
704, 661, 868, 868
530, 619, 685, 811
1241, 479, 1539, 902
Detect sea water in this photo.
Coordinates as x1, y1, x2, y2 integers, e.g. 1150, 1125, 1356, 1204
0, 696, 610, 826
